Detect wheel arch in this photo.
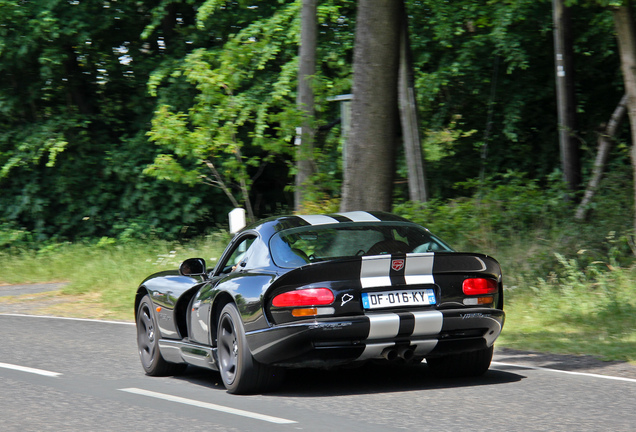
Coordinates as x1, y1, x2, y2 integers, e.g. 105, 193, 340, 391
135, 286, 150, 320
210, 291, 235, 347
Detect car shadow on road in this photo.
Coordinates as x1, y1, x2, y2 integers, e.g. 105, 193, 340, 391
274, 361, 524, 397
174, 360, 524, 396
176, 368, 227, 391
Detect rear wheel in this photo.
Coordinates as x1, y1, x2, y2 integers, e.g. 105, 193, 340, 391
426, 345, 494, 378
136, 295, 185, 376
217, 303, 284, 394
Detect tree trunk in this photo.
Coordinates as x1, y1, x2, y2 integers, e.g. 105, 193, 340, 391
398, 2, 428, 203
553, 0, 581, 193
295, 0, 317, 212
575, 95, 627, 221
340, 0, 401, 212
613, 4, 636, 234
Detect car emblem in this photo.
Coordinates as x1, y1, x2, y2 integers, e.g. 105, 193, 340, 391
391, 259, 405, 271
341, 293, 353, 306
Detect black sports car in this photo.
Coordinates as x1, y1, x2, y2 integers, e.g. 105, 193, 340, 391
135, 211, 505, 394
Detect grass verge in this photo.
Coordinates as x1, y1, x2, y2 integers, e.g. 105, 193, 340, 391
1, 232, 634, 364
0, 234, 228, 321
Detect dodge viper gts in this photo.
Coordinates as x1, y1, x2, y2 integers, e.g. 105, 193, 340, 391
135, 211, 505, 394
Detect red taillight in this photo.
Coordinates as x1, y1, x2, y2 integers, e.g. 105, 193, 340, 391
462, 278, 498, 295
272, 288, 335, 307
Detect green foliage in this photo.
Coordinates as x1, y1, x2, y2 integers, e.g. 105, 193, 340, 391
0, 223, 34, 249
404, 0, 621, 199
394, 171, 569, 251
0, 0, 232, 239
0, 0, 631, 250
144, 0, 356, 215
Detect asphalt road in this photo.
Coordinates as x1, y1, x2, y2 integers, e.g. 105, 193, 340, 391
1, 313, 635, 432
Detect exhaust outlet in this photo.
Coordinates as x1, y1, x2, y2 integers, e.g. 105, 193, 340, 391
381, 348, 398, 361
397, 346, 414, 361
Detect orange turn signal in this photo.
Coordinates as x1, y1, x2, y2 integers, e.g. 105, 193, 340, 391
463, 296, 494, 306
291, 307, 318, 317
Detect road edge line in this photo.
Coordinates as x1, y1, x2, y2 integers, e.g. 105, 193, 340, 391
491, 361, 636, 384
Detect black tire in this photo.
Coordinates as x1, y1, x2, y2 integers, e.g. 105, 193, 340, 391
216, 303, 284, 394
426, 345, 494, 378
136, 295, 185, 376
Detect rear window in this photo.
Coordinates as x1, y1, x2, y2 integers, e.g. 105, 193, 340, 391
269, 222, 454, 268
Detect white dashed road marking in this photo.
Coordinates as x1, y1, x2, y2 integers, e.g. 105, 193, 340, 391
119, 388, 297, 424
0, 362, 62, 377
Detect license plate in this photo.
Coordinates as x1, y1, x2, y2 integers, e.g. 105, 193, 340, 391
361, 289, 436, 309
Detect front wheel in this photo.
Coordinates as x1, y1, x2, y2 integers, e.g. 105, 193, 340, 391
136, 295, 185, 376
426, 345, 494, 378
216, 303, 284, 394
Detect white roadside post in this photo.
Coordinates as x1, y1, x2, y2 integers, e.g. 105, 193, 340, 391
228, 208, 246, 235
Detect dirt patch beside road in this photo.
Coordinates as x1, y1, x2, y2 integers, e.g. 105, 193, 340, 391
0, 283, 130, 321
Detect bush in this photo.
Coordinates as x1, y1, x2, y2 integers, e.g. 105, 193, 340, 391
394, 171, 569, 251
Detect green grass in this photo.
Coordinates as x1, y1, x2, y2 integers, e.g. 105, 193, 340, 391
0, 234, 229, 320
1, 227, 634, 363
498, 256, 636, 363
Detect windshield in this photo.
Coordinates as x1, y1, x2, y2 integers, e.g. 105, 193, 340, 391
269, 222, 454, 268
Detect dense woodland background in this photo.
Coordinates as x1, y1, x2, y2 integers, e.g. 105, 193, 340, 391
0, 0, 632, 242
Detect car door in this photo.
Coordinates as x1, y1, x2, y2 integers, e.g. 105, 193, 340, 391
187, 234, 258, 345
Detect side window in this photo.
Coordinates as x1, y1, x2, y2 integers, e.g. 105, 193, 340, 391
221, 235, 256, 274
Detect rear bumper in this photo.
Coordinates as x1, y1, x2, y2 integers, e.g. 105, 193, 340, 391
246, 308, 505, 367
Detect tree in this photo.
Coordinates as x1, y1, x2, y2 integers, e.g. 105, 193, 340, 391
145, 1, 358, 218
144, 2, 302, 222
612, 2, 636, 233
398, 3, 428, 202
0, 0, 216, 238
340, 0, 401, 212
295, 0, 318, 211
575, 94, 627, 220
553, 0, 582, 193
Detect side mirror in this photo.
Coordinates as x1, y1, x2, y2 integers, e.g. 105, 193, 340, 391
179, 258, 207, 277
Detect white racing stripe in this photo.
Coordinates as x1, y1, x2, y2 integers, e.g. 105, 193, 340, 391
360, 254, 436, 289
119, 388, 297, 424
361, 256, 392, 288
366, 310, 443, 340
360, 311, 443, 361
367, 313, 400, 339
297, 215, 339, 225
404, 253, 435, 285
411, 310, 443, 336
357, 342, 395, 361
298, 211, 381, 225
337, 211, 381, 222
0, 362, 62, 377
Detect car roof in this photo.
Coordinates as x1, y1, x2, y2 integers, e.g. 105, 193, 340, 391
242, 211, 414, 239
